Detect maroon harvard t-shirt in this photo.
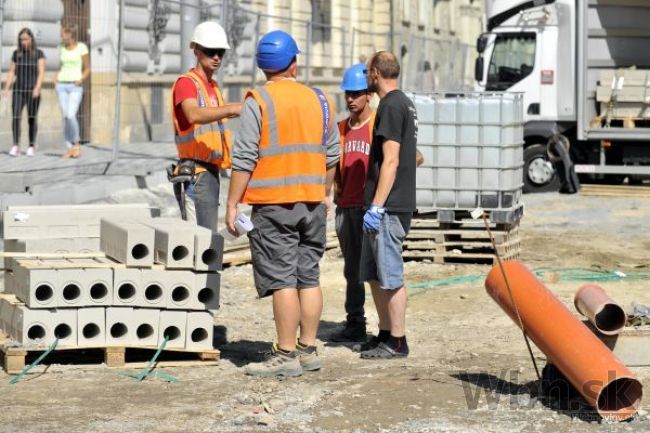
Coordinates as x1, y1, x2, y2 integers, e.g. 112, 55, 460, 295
337, 116, 373, 208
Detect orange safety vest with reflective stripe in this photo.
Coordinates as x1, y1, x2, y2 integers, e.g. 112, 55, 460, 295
171, 70, 232, 169
242, 80, 334, 204
337, 111, 375, 171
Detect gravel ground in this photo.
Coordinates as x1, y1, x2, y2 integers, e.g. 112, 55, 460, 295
1, 187, 649, 433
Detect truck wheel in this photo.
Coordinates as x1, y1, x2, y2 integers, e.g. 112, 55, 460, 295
523, 144, 560, 193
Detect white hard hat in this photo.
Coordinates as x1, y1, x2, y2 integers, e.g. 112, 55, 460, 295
190, 21, 230, 50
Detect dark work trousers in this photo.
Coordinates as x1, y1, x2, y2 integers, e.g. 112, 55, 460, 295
335, 206, 366, 323
12, 88, 41, 146
186, 169, 220, 232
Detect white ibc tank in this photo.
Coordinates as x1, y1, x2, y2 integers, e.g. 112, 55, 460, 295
410, 92, 524, 211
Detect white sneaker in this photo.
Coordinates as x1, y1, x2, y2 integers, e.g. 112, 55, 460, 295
9, 145, 19, 156
26, 146, 35, 156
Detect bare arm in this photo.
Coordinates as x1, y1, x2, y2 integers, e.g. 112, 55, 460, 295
181, 97, 242, 125
33, 58, 45, 97
371, 140, 400, 206
80, 53, 90, 84
3, 61, 16, 95
225, 170, 252, 236
416, 148, 424, 167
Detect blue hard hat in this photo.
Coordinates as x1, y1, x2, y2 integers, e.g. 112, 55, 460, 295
340, 63, 368, 91
256, 30, 300, 72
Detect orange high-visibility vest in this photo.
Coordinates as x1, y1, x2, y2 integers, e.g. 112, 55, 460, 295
242, 80, 334, 204
171, 70, 232, 169
337, 111, 375, 171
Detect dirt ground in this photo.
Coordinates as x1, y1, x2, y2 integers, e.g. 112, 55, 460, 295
1, 190, 650, 433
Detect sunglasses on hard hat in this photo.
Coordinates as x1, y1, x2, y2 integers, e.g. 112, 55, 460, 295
199, 47, 226, 58
345, 90, 367, 99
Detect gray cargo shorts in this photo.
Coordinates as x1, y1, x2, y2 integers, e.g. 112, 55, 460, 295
248, 202, 327, 298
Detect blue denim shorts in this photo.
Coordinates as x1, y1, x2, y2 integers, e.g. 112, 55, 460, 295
360, 212, 412, 290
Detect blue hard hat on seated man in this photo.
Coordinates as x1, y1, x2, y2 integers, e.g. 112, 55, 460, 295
340, 63, 369, 91
256, 30, 301, 72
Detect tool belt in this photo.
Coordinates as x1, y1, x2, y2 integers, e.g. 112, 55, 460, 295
167, 160, 199, 221
167, 160, 221, 220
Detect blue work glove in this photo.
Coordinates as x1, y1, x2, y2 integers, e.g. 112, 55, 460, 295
363, 205, 385, 233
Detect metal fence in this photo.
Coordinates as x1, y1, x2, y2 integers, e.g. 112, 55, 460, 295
0, 0, 478, 157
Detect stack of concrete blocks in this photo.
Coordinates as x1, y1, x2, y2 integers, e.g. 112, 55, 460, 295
0, 216, 222, 352
1, 205, 231, 353
102, 217, 222, 351
0, 205, 158, 349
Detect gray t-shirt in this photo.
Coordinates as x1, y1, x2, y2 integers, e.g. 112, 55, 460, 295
232, 93, 340, 173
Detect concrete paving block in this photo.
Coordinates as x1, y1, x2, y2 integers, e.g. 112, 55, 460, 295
77, 307, 106, 347
140, 269, 168, 308
57, 269, 88, 307
4, 268, 16, 294
143, 219, 224, 271
11, 305, 77, 347
133, 308, 160, 346
2, 238, 102, 270
106, 307, 136, 346
1, 204, 156, 240
159, 310, 187, 349
113, 268, 142, 306
193, 227, 224, 272
165, 271, 196, 310
194, 272, 221, 310
100, 219, 155, 267
185, 311, 214, 350
144, 221, 195, 269
0, 297, 19, 334
11, 265, 60, 308
0, 173, 33, 193
85, 268, 114, 306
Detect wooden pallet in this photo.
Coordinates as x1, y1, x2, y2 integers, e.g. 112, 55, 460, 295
0, 333, 219, 375
580, 184, 650, 198
403, 217, 521, 265
414, 206, 523, 227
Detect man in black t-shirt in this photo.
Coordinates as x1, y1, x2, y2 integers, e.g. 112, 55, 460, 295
357, 51, 418, 359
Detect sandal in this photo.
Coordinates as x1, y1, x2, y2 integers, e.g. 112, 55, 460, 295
360, 342, 408, 359
63, 144, 81, 159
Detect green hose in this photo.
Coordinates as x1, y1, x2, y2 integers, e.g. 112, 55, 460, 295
409, 267, 650, 291
9, 338, 59, 385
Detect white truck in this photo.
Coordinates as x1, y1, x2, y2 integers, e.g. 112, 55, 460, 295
475, 0, 650, 192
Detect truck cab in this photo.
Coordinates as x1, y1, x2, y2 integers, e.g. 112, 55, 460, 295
475, 0, 575, 192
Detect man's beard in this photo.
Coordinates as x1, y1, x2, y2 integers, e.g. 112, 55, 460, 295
367, 80, 377, 93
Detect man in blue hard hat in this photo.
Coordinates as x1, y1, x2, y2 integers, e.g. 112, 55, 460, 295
330, 63, 375, 343
226, 30, 340, 377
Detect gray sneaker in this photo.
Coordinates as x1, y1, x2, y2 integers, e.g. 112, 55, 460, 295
296, 342, 321, 371
245, 344, 303, 378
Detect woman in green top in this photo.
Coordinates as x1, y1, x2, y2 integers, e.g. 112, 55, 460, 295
55, 25, 90, 158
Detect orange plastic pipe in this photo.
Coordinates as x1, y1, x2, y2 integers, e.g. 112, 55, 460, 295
574, 284, 627, 336
485, 261, 642, 421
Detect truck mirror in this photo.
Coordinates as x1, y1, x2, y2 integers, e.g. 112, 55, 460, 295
475, 56, 484, 82
477, 34, 488, 53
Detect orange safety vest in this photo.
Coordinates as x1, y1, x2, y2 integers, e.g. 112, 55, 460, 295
337, 111, 375, 171
171, 70, 232, 169
242, 80, 334, 204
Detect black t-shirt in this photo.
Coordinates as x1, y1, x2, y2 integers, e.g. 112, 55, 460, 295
364, 89, 418, 212
12, 49, 45, 90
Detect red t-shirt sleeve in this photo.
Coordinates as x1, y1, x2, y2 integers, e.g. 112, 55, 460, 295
174, 77, 198, 106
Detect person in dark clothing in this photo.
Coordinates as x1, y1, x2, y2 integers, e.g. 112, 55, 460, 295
3, 28, 45, 156
357, 51, 418, 359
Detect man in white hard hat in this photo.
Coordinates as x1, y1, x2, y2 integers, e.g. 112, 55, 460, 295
170, 21, 241, 231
